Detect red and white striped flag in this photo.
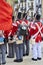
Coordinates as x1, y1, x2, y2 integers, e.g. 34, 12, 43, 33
0, 0, 13, 31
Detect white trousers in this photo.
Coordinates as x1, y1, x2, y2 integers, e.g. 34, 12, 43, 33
32, 42, 42, 59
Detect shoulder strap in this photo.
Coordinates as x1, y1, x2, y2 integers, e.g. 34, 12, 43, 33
31, 23, 43, 39
35, 23, 43, 37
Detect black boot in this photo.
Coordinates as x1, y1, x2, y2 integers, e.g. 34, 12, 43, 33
32, 58, 37, 61
14, 59, 23, 62
7, 56, 14, 58
23, 54, 26, 56
2, 62, 6, 64
26, 53, 29, 56
37, 57, 41, 60
14, 59, 19, 62
0, 63, 1, 65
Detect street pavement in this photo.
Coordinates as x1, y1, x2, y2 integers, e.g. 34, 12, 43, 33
0, 42, 43, 65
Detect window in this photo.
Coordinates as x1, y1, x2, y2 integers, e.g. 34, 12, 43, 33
20, 0, 23, 2
20, 0, 26, 2
31, 2, 33, 10
15, 0, 18, 3
29, 0, 33, 1
28, 3, 29, 7
31, 12, 33, 18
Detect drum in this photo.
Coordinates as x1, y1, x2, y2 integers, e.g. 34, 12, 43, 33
0, 42, 4, 45
16, 36, 23, 44
8, 39, 16, 44
8, 36, 16, 44
29, 38, 35, 45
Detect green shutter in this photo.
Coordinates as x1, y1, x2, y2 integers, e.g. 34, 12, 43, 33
15, 0, 18, 3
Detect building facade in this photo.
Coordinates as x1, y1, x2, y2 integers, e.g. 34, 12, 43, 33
6, 0, 43, 18
42, 0, 43, 18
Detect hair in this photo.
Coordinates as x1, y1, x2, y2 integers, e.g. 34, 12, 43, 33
34, 13, 36, 17
0, 30, 4, 37
12, 16, 14, 20
36, 14, 41, 20
34, 13, 41, 21
17, 12, 22, 19
23, 13, 27, 19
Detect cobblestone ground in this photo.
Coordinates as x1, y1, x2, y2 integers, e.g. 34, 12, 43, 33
0, 42, 43, 65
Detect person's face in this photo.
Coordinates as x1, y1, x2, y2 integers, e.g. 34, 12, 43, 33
33, 16, 36, 21
0, 31, 3, 36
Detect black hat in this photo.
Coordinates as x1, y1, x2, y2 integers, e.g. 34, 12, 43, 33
17, 12, 22, 19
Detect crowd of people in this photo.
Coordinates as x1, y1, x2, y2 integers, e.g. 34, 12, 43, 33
0, 12, 43, 65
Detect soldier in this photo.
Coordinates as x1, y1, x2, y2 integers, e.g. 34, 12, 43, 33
0, 30, 6, 64
14, 24, 23, 62
7, 29, 14, 58
13, 12, 24, 62
30, 14, 43, 61
4, 30, 9, 54
22, 13, 30, 56
7, 16, 18, 58
17, 12, 22, 20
